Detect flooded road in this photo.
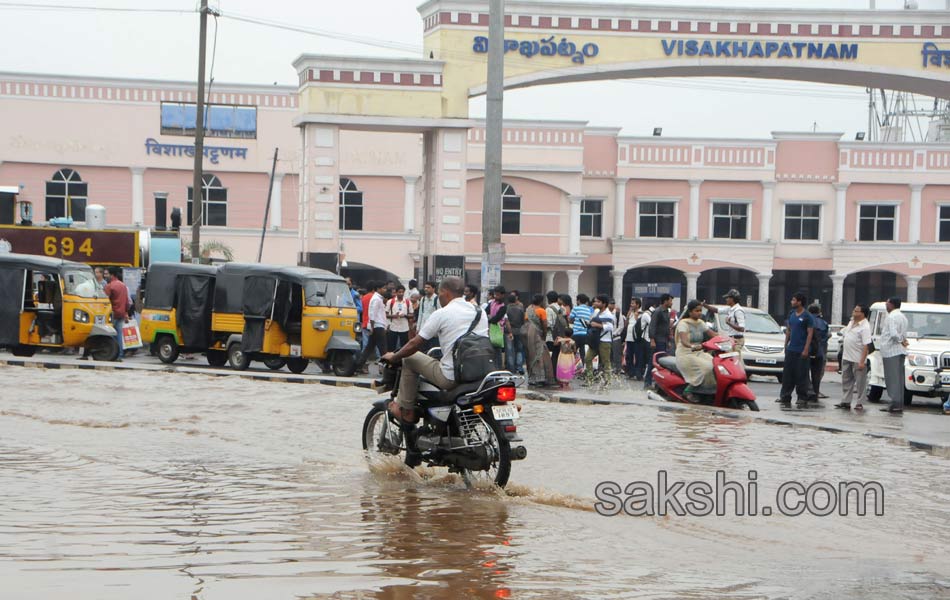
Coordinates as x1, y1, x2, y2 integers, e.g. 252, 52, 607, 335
1, 367, 949, 599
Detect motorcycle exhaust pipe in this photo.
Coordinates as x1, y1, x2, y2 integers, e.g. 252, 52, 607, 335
511, 446, 528, 460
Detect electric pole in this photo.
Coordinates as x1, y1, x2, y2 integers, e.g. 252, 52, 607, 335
481, 0, 504, 298
190, 0, 209, 262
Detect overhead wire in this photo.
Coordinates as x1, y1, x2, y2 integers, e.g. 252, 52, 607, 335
0, 1, 192, 13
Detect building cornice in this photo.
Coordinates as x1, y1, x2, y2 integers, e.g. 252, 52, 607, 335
0, 71, 297, 96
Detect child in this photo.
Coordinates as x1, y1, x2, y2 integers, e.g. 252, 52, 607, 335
555, 336, 576, 388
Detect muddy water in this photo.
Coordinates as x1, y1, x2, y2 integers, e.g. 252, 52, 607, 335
1, 368, 949, 599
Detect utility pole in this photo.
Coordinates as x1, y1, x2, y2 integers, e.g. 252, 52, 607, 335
481, 0, 504, 298
190, 0, 209, 263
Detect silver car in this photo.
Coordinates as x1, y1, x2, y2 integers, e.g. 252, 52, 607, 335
706, 305, 786, 382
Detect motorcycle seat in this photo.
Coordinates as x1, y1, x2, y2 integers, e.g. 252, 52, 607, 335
658, 355, 680, 375
414, 380, 482, 408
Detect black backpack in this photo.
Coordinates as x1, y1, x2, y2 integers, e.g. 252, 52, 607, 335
453, 305, 498, 383
552, 308, 570, 339
506, 303, 526, 333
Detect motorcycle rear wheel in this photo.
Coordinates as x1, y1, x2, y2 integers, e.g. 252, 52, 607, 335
459, 414, 511, 489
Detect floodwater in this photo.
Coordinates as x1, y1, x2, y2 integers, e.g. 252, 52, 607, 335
1, 367, 949, 599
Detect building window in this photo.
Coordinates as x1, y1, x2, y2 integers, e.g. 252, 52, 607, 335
160, 102, 257, 139
784, 203, 821, 241
501, 182, 521, 235
711, 202, 748, 240
580, 199, 603, 237
638, 201, 675, 238
858, 204, 896, 241
187, 174, 227, 226
939, 206, 950, 242
45, 168, 87, 221
339, 177, 363, 231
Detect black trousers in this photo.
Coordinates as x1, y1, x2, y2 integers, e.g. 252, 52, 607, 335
572, 333, 587, 360
780, 351, 811, 403
807, 354, 826, 399
387, 330, 409, 353
359, 327, 388, 365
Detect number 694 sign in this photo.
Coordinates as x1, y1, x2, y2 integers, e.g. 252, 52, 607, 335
0, 226, 141, 266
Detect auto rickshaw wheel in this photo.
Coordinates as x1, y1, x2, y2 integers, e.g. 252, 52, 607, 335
264, 357, 286, 371
286, 357, 309, 374
87, 337, 119, 362
10, 345, 36, 357
331, 351, 357, 377
206, 350, 227, 367
227, 343, 250, 371
156, 335, 180, 364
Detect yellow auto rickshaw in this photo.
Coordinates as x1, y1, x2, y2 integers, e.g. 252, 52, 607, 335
140, 262, 222, 365
211, 263, 361, 375
0, 253, 118, 360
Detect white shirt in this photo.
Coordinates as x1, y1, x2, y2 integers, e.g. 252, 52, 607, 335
720, 304, 746, 337
640, 309, 653, 342
368, 292, 389, 330
418, 297, 489, 380
416, 293, 439, 329
386, 297, 412, 333
591, 308, 615, 342
842, 318, 872, 363
880, 309, 908, 358
612, 310, 626, 340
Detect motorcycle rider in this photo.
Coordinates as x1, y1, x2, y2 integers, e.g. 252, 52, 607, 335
381, 276, 488, 424
674, 300, 717, 403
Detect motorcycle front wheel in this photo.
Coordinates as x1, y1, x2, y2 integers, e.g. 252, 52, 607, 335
459, 414, 511, 489
361, 405, 404, 460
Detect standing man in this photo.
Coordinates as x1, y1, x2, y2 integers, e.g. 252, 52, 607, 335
624, 297, 643, 379
609, 299, 626, 375
879, 296, 909, 414
806, 304, 830, 401
416, 281, 439, 330
385, 284, 413, 352
486, 286, 508, 367
836, 304, 871, 411
357, 281, 390, 372
570, 294, 593, 360
778, 292, 814, 408
407, 279, 419, 301
346, 277, 362, 323
703, 289, 746, 353
103, 267, 129, 362
644, 293, 673, 388
584, 295, 615, 375
94, 266, 106, 291
505, 292, 526, 374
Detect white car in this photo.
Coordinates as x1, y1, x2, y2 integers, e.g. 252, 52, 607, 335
706, 305, 786, 381
827, 324, 844, 361
867, 302, 950, 406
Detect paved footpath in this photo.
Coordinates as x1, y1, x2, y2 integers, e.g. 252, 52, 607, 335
3, 352, 949, 456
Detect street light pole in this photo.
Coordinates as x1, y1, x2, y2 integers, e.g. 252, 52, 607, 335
481, 0, 504, 297
190, 0, 209, 262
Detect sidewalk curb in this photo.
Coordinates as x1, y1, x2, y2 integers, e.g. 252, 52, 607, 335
0, 358, 376, 390
518, 389, 950, 458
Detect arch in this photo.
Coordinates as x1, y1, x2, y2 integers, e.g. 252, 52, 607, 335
917, 272, 950, 304
468, 59, 950, 100
45, 167, 87, 221
697, 267, 760, 309
501, 182, 521, 235
187, 173, 227, 226
622, 266, 687, 314
339, 177, 363, 231
843, 270, 907, 312
839, 262, 950, 279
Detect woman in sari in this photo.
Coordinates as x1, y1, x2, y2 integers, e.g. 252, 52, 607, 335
524, 294, 555, 387
675, 300, 716, 402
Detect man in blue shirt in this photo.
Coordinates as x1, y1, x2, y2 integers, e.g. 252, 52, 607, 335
570, 293, 594, 359
779, 292, 815, 408
346, 277, 362, 321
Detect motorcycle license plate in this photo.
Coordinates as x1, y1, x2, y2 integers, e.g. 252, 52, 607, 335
757, 359, 777, 365
492, 405, 519, 420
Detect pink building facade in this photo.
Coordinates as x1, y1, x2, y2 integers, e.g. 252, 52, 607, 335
2, 71, 950, 324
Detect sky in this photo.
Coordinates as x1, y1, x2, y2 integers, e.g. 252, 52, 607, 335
0, 0, 946, 139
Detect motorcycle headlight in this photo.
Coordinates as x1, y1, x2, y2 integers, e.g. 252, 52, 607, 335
717, 341, 734, 352
72, 309, 90, 323
906, 353, 936, 367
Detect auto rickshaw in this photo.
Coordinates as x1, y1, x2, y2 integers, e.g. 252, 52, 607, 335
140, 262, 221, 365
0, 253, 118, 360
211, 263, 361, 375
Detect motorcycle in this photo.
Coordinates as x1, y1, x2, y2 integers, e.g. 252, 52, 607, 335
647, 335, 759, 411
361, 355, 527, 488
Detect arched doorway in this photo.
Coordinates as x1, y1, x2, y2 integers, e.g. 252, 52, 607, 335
697, 268, 760, 309
918, 273, 950, 305
843, 271, 907, 314
622, 267, 686, 314
770, 270, 833, 323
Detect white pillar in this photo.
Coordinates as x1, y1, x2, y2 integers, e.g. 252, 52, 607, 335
688, 179, 702, 239
761, 181, 775, 241
614, 178, 628, 238
403, 175, 419, 233
610, 269, 625, 306
130, 167, 145, 226
270, 172, 284, 229
834, 183, 849, 242
567, 269, 583, 300
906, 275, 921, 303
568, 195, 582, 254
909, 184, 924, 244
542, 271, 556, 293
831, 273, 846, 326
685, 271, 700, 301
757, 273, 772, 313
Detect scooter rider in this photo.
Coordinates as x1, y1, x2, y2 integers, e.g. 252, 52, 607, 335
381, 276, 488, 424
703, 289, 746, 353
